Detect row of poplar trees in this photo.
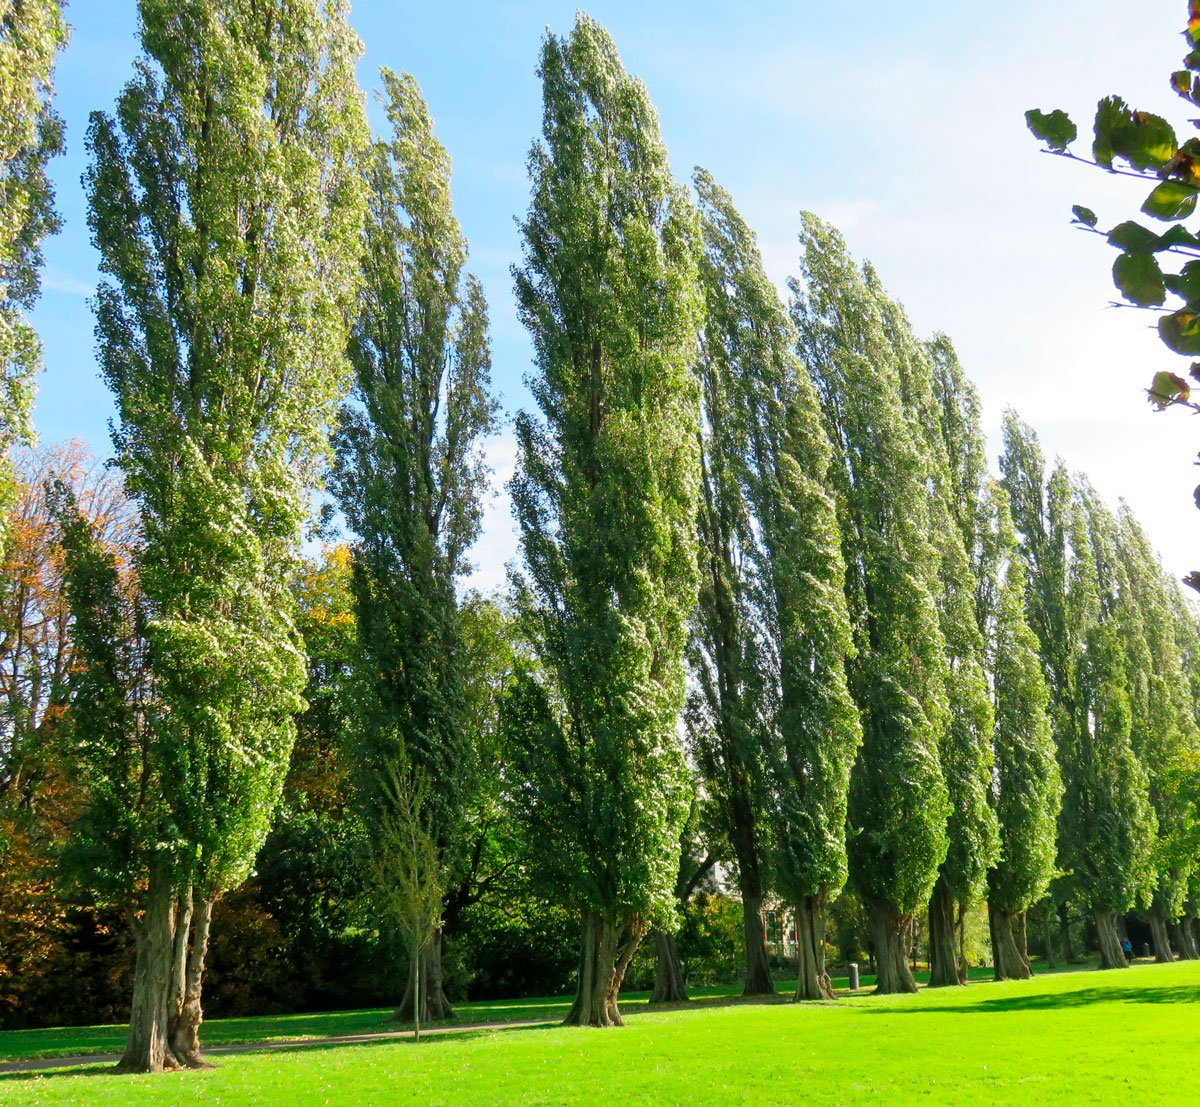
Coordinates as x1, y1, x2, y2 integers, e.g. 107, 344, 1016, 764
4, 1, 1200, 1070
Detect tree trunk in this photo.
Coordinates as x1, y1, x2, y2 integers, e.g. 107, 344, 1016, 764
794, 893, 834, 1001
1018, 912, 1032, 975
1176, 917, 1199, 960
991, 905, 1032, 980
1042, 907, 1056, 969
739, 886, 775, 996
1150, 910, 1174, 964
117, 863, 179, 1073
394, 930, 454, 1023
564, 912, 644, 1027
649, 931, 688, 1004
1094, 908, 1129, 970
1058, 901, 1076, 962
168, 896, 213, 1068
869, 902, 918, 994
927, 881, 963, 987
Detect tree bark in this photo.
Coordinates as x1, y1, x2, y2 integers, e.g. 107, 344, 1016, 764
563, 912, 644, 1027
1058, 901, 1076, 962
1094, 908, 1129, 969
927, 881, 964, 987
738, 884, 775, 996
394, 931, 454, 1023
1042, 908, 1056, 969
1018, 912, 1032, 975
649, 931, 688, 1004
793, 893, 834, 1001
117, 863, 179, 1073
990, 905, 1032, 980
869, 902, 918, 994
1175, 917, 1199, 960
1150, 910, 1174, 964
168, 896, 213, 1068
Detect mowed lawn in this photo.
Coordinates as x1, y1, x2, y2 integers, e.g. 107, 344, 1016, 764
3, 960, 1199, 1105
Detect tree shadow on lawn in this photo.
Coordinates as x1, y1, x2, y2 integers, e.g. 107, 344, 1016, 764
860, 984, 1200, 1015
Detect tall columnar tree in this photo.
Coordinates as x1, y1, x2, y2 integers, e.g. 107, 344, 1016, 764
506, 15, 702, 1028
76, 0, 366, 1072
331, 68, 496, 1024
870, 287, 998, 988
1113, 505, 1200, 961
0, 0, 67, 562
690, 170, 860, 1003
791, 214, 950, 995
986, 491, 1062, 980
1067, 488, 1158, 968
1000, 414, 1079, 958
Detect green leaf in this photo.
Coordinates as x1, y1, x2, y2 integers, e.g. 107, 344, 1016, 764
1026, 108, 1077, 152
1107, 221, 1161, 254
1159, 308, 1200, 354
1093, 96, 1131, 167
1071, 205, 1098, 227
1142, 180, 1198, 221
1110, 112, 1178, 171
1166, 260, 1200, 301
1158, 225, 1199, 250
1148, 370, 1190, 410
1114, 253, 1166, 306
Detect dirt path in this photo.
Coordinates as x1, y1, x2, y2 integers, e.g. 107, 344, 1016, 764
0, 1017, 553, 1075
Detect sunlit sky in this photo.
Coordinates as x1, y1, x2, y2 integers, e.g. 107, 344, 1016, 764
29, 0, 1198, 590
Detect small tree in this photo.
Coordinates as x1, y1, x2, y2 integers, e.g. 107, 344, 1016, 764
372, 761, 443, 1042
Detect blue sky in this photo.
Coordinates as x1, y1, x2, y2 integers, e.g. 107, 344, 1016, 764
29, 0, 1195, 588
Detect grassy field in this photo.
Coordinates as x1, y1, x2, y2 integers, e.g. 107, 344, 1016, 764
2, 960, 1197, 1104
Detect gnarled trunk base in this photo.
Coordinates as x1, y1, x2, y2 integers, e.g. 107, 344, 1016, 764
927, 881, 963, 987
394, 933, 455, 1024
794, 894, 834, 1001
740, 890, 775, 996
1150, 911, 1174, 964
650, 931, 688, 1004
564, 912, 644, 1027
869, 901, 918, 994
1094, 908, 1128, 970
991, 905, 1032, 981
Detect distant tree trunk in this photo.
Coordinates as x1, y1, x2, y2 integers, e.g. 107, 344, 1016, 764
168, 895, 213, 1068
649, 932, 688, 1004
794, 893, 834, 1001
1058, 902, 1076, 962
118, 862, 179, 1073
991, 906, 1032, 980
564, 912, 643, 1027
394, 931, 454, 1024
1150, 910, 1174, 964
869, 902, 918, 994
1094, 908, 1129, 969
1042, 908, 1056, 969
738, 870, 775, 996
1018, 912, 1032, 975
927, 881, 964, 986
1174, 918, 1199, 960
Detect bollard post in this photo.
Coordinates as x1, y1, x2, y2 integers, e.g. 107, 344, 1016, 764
848, 962, 859, 990
1142, 942, 1151, 959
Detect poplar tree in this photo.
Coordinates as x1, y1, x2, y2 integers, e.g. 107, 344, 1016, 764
691, 171, 859, 1002
987, 492, 1062, 980
76, 0, 366, 1072
1113, 506, 1200, 961
0, 0, 66, 562
872, 292, 997, 987
791, 214, 950, 994
506, 15, 702, 1028
331, 68, 496, 1024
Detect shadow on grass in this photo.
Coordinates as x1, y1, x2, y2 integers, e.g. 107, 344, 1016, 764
861, 984, 1200, 1015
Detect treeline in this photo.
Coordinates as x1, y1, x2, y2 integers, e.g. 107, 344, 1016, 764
3, 2, 1200, 1072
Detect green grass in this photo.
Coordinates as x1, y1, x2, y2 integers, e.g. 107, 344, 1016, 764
4, 958, 1197, 1104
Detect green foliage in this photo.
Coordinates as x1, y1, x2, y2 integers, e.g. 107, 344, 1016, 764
507, 13, 702, 938
330, 67, 498, 957
688, 169, 859, 914
790, 214, 950, 920
77, 0, 368, 904
0, 0, 67, 562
